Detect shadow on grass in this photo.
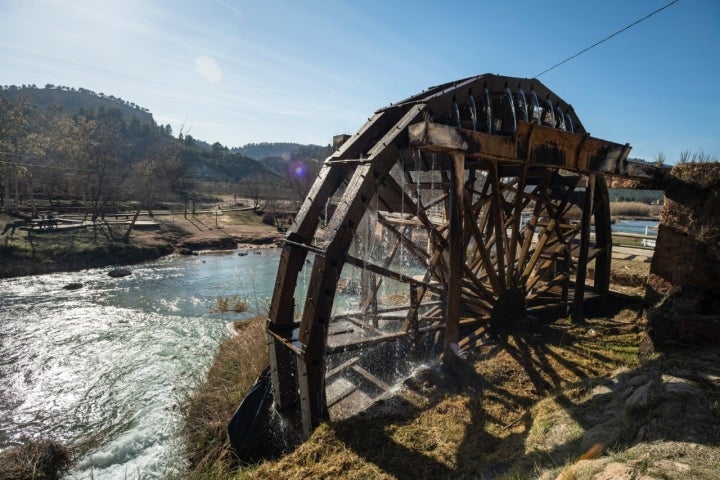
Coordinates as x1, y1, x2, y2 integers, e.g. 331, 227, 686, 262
320, 292, 720, 479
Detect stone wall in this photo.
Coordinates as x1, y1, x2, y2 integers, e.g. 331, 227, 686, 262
643, 162, 720, 351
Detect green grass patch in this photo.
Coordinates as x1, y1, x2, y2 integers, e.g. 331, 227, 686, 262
0, 223, 171, 278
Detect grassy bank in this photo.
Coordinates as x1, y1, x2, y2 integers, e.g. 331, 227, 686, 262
180, 317, 268, 479
183, 284, 720, 479
610, 201, 662, 218
0, 223, 174, 278
0, 208, 282, 279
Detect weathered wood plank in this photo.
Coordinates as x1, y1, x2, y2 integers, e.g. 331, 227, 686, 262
326, 324, 445, 354
351, 365, 392, 392
326, 356, 361, 379
407, 121, 658, 182
409, 121, 468, 152
344, 253, 443, 295
591, 176, 612, 299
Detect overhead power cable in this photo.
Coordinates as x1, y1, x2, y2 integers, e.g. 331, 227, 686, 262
535, 0, 679, 78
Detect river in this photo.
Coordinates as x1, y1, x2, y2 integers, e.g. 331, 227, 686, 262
0, 249, 286, 479
611, 218, 659, 236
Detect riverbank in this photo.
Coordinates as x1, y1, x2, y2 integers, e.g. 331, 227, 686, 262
0, 209, 283, 279
181, 257, 720, 480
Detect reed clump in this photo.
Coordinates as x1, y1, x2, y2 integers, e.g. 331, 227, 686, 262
0, 437, 71, 480
213, 295, 248, 313
610, 201, 661, 218
180, 317, 268, 478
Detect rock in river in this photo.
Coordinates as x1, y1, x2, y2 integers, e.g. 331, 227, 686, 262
108, 268, 132, 278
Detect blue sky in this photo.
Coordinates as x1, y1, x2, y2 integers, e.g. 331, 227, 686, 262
1, 0, 718, 163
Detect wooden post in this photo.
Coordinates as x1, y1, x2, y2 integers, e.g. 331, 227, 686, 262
444, 153, 465, 359
572, 175, 595, 322
409, 283, 419, 357
592, 176, 612, 301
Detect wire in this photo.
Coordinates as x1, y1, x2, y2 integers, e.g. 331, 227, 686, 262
534, 0, 679, 78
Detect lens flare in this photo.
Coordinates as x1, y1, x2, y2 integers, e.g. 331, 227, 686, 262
289, 161, 306, 179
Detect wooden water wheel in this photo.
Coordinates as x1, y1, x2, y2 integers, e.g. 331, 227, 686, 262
265, 74, 646, 436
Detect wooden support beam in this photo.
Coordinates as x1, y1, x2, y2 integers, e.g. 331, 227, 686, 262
592, 176, 612, 300
444, 153, 465, 358
490, 163, 508, 292
268, 244, 306, 410
283, 238, 326, 255
572, 175, 595, 322
377, 213, 430, 264
409, 283, 420, 355
326, 324, 445, 354
407, 121, 653, 181
267, 325, 303, 356
351, 365, 392, 392
345, 316, 381, 334
344, 253, 443, 295
326, 356, 361, 379
333, 300, 443, 320
458, 325, 489, 352
327, 384, 357, 409
409, 120, 468, 152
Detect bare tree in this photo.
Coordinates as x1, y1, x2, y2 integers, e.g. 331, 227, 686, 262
122, 141, 188, 242
239, 172, 276, 212
0, 97, 30, 212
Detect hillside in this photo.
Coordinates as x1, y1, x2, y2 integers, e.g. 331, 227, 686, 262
233, 143, 331, 176
0, 84, 153, 124
178, 148, 277, 183
233, 142, 328, 161
0, 85, 285, 204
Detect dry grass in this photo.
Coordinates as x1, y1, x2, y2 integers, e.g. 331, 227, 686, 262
180, 317, 268, 478
233, 294, 648, 480
0, 438, 71, 480
213, 295, 248, 313
184, 275, 719, 479
610, 202, 661, 218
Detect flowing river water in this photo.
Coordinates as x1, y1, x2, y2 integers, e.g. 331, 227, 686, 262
0, 249, 287, 478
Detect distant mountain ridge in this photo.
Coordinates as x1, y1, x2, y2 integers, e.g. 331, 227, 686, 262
233, 142, 331, 177
233, 142, 328, 160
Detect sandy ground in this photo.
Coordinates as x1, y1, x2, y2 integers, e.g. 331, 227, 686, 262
130, 207, 286, 251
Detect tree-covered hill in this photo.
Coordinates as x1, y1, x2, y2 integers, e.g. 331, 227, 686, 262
178, 148, 274, 183
0, 85, 282, 218
233, 142, 329, 161
0, 84, 154, 124
1, 84, 335, 220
